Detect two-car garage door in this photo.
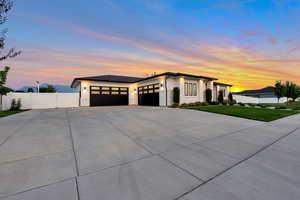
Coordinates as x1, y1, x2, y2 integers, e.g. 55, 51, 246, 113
89, 84, 160, 107
90, 86, 128, 106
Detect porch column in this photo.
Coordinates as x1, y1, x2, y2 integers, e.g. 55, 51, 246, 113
209, 81, 214, 101
179, 77, 185, 104
199, 80, 205, 102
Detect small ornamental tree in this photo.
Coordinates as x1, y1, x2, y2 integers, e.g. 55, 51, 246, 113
218, 90, 224, 104
274, 81, 285, 103
228, 92, 233, 102
173, 87, 180, 104
39, 85, 56, 93
291, 86, 300, 102
205, 88, 212, 103
0, 1, 21, 96
284, 81, 297, 103
27, 88, 33, 93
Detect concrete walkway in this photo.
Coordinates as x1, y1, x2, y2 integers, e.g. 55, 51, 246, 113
0, 107, 299, 200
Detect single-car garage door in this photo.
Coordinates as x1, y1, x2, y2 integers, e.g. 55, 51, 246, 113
138, 84, 160, 106
90, 86, 129, 106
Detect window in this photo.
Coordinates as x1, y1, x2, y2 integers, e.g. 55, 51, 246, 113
184, 82, 197, 96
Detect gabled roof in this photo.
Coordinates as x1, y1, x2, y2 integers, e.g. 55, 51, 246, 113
71, 75, 143, 87
71, 72, 219, 88
213, 82, 233, 87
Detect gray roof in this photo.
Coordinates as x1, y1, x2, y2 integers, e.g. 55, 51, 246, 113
71, 72, 219, 87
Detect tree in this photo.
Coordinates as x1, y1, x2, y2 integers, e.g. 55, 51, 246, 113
0, 0, 21, 95
39, 85, 56, 93
284, 81, 299, 103
218, 90, 224, 103
228, 92, 233, 102
205, 88, 212, 103
291, 86, 300, 102
173, 87, 180, 104
27, 88, 33, 93
274, 81, 285, 103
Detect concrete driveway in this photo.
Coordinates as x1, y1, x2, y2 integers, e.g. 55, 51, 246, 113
0, 106, 299, 200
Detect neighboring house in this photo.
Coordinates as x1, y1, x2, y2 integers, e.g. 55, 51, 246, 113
233, 86, 276, 98
71, 72, 232, 107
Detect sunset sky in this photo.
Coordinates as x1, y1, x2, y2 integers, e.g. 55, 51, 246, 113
3, 0, 300, 91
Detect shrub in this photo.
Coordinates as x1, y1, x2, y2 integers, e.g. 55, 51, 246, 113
218, 90, 224, 104
275, 106, 287, 110
205, 89, 212, 103
180, 103, 188, 108
10, 99, 17, 111
231, 100, 237, 104
259, 104, 267, 108
222, 100, 229, 105
16, 99, 21, 110
228, 92, 233, 102
210, 101, 219, 105
238, 102, 245, 106
173, 87, 180, 104
201, 102, 209, 106
171, 103, 179, 108
194, 101, 202, 106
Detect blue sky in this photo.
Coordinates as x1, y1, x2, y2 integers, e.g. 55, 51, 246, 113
3, 0, 300, 90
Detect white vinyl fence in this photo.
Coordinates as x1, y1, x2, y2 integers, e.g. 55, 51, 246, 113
1, 92, 79, 111
233, 95, 288, 104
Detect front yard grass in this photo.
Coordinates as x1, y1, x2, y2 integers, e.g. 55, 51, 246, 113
0, 110, 28, 118
186, 106, 298, 122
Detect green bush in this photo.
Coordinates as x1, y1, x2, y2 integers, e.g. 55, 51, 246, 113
222, 100, 229, 105
173, 87, 180, 104
16, 99, 21, 110
218, 90, 224, 104
194, 101, 202, 106
275, 106, 287, 110
180, 103, 188, 108
238, 102, 245, 106
171, 103, 179, 108
205, 89, 212, 103
210, 101, 219, 105
228, 92, 233, 102
201, 102, 209, 106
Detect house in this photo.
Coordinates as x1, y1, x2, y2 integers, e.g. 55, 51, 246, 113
233, 86, 276, 98
71, 72, 232, 107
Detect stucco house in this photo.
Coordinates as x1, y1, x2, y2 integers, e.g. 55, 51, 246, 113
71, 72, 232, 107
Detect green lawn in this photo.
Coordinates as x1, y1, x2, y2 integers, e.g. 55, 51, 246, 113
259, 102, 300, 110
0, 110, 28, 118
186, 106, 299, 122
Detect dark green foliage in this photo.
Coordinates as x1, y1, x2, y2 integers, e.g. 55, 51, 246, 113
10, 98, 16, 110
0, 84, 12, 95
171, 103, 179, 108
205, 89, 212, 103
0, 1, 21, 95
275, 105, 287, 110
27, 88, 33, 93
210, 101, 219, 105
228, 92, 233, 102
10, 98, 21, 110
173, 87, 180, 104
218, 90, 224, 104
39, 85, 56, 93
274, 81, 285, 103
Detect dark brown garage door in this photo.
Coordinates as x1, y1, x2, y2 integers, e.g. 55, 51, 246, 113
138, 84, 160, 106
90, 86, 129, 106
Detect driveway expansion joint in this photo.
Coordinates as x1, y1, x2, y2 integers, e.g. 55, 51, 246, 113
173, 125, 300, 200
